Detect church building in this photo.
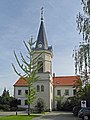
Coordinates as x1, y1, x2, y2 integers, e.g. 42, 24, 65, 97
14, 9, 79, 111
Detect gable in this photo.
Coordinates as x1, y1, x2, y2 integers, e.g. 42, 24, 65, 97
14, 77, 28, 87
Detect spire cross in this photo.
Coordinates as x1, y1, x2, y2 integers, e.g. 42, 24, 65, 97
41, 7, 44, 21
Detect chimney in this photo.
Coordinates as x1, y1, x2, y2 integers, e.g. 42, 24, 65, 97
53, 73, 55, 77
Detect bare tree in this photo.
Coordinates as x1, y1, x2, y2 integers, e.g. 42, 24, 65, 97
12, 37, 43, 115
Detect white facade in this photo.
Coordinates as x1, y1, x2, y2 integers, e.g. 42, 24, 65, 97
14, 74, 53, 111
14, 81, 76, 110
14, 86, 28, 108
53, 85, 76, 109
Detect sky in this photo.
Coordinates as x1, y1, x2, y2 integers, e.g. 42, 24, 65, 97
0, 0, 83, 95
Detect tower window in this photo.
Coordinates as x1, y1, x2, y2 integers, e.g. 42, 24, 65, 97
37, 85, 40, 92
38, 61, 43, 73
41, 85, 44, 92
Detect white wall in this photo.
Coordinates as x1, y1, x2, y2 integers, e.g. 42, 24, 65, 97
14, 86, 28, 108
33, 75, 53, 111
14, 76, 53, 111
53, 85, 74, 109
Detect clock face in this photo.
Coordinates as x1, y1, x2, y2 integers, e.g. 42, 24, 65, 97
38, 43, 42, 48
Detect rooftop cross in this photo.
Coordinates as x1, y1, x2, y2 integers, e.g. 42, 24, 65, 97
41, 7, 44, 21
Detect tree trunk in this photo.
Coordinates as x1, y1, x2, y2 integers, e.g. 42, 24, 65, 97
28, 103, 30, 115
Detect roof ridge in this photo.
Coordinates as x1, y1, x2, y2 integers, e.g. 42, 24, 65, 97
53, 76, 77, 78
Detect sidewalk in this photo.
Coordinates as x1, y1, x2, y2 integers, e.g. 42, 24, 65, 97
0, 111, 27, 116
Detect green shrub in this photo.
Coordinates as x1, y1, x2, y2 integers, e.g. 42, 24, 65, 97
56, 101, 62, 111
35, 98, 45, 113
0, 104, 10, 111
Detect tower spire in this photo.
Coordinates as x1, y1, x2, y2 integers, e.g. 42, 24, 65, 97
35, 7, 49, 50
41, 7, 44, 21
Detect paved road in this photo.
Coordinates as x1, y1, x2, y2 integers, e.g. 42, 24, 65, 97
33, 111, 81, 120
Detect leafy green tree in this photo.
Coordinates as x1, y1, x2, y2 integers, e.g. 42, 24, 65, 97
1, 88, 11, 105
0, 88, 13, 111
73, 77, 84, 101
2, 88, 10, 98
62, 97, 80, 111
81, 0, 90, 15
12, 37, 43, 115
73, 0, 90, 87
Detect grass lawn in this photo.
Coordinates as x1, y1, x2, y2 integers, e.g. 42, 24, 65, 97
0, 115, 40, 120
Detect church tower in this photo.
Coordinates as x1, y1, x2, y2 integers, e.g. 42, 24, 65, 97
13, 8, 53, 111
33, 8, 53, 111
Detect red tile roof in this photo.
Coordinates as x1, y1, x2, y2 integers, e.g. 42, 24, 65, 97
53, 76, 80, 86
14, 76, 80, 87
14, 77, 28, 87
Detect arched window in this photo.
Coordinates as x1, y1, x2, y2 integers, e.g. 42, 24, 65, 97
41, 85, 44, 92
38, 61, 43, 73
37, 85, 40, 92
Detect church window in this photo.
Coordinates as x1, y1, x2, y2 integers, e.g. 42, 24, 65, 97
57, 90, 61, 96
18, 99, 21, 105
25, 100, 28, 105
65, 89, 69, 96
18, 90, 21, 95
25, 90, 28, 95
41, 85, 44, 92
38, 61, 43, 73
37, 85, 40, 92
